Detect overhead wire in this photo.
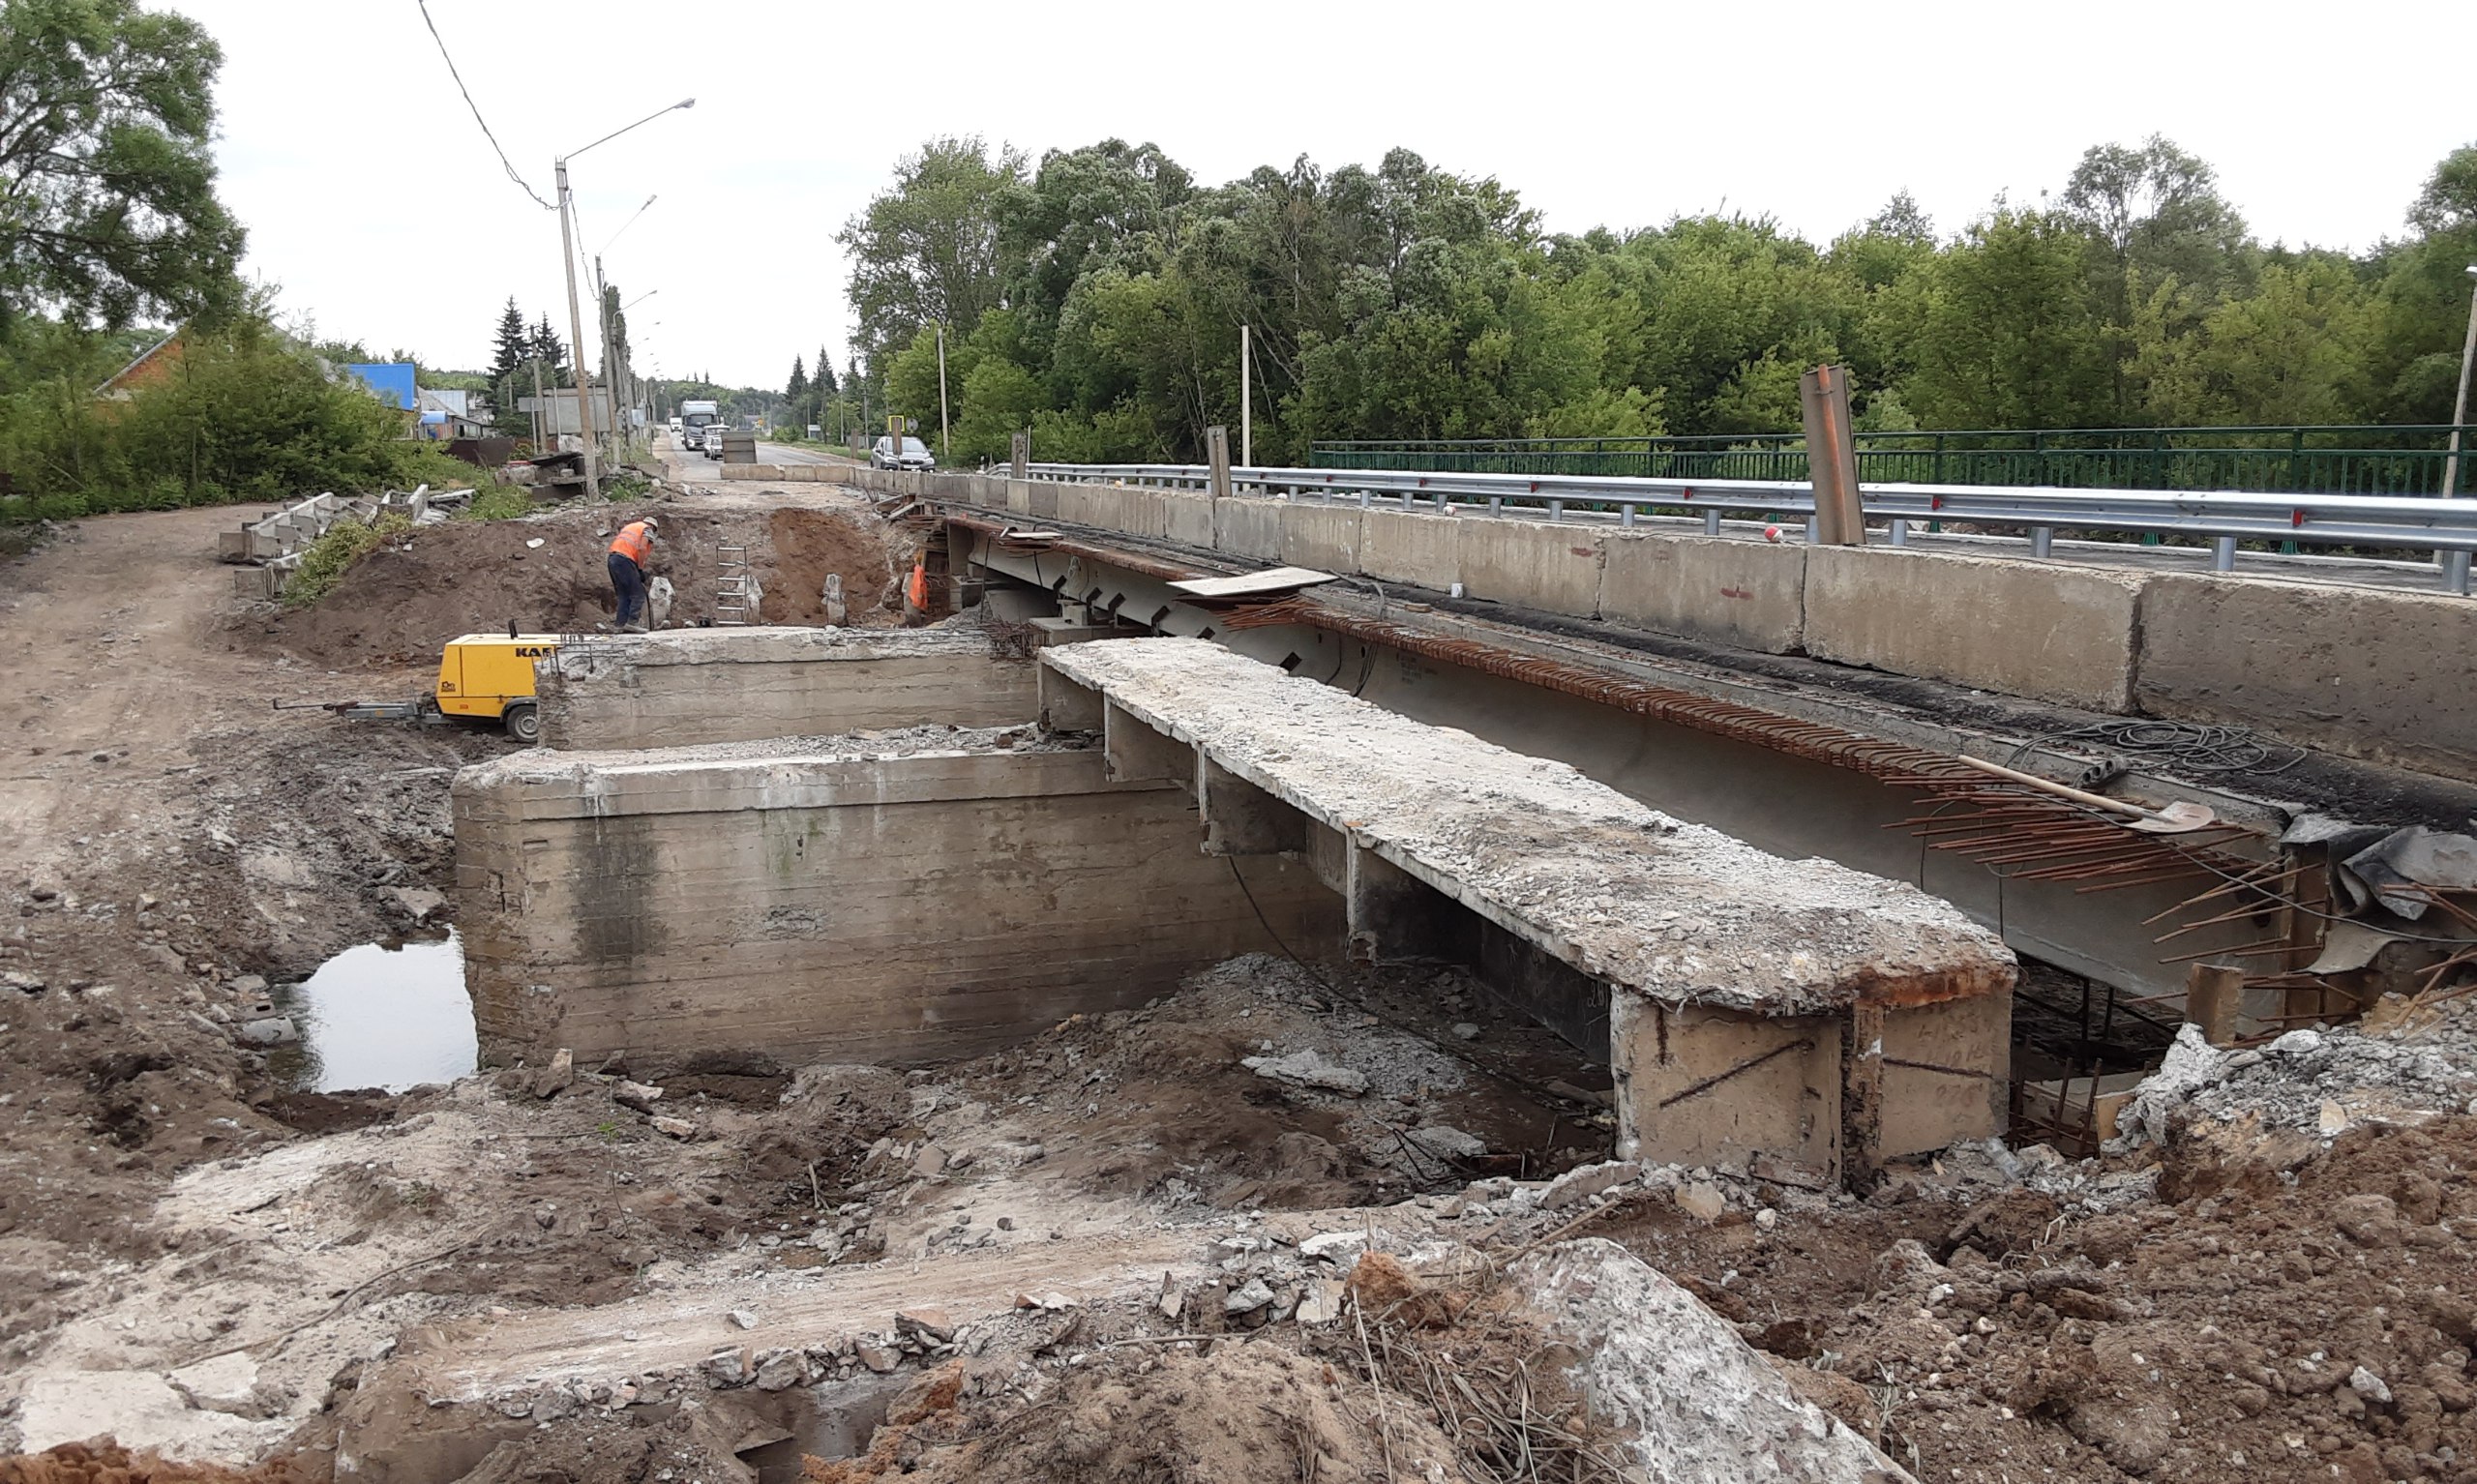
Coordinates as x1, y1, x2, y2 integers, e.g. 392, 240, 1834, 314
414, 0, 554, 212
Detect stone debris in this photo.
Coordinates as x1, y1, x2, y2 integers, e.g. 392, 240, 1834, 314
532, 1047, 575, 1099
2112, 997, 2477, 1149
1674, 1179, 1727, 1222
649, 1114, 697, 1140
728, 1309, 758, 1331
612, 1079, 665, 1112
1539, 1159, 1641, 1211
1224, 1277, 1276, 1315
1298, 1231, 1370, 1262
1240, 1048, 1369, 1095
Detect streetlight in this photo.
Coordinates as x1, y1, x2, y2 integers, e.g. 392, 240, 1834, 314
2442, 264, 2477, 593
600, 195, 658, 255
554, 98, 693, 498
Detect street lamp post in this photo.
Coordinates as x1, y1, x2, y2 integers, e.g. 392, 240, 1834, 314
553, 100, 692, 499
2442, 265, 2477, 593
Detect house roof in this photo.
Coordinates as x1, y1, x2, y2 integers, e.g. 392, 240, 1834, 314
93, 326, 185, 397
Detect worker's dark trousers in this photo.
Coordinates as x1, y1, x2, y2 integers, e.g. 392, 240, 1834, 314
608, 552, 645, 627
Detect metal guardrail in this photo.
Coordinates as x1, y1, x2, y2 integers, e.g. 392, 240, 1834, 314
1022, 461, 2477, 594
1314, 425, 2477, 498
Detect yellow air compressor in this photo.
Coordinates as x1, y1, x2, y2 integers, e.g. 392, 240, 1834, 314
277, 631, 561, 743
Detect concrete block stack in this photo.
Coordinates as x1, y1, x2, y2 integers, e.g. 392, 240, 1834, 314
218, 485, 471, 600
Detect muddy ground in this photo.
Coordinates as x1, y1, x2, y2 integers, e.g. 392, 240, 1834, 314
3, 492, 2475, 1483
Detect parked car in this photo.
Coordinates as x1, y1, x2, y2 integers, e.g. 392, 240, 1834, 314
871, 435, 936, 471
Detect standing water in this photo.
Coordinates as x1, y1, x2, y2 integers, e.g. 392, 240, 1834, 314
273, 932, 477, 1092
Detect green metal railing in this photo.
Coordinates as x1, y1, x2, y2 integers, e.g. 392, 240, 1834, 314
1311, 426, 2477, 497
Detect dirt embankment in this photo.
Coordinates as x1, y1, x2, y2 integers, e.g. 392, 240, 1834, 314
254, 494, 911, 670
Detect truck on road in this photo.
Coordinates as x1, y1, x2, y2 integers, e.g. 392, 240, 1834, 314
680, 399, 721, 451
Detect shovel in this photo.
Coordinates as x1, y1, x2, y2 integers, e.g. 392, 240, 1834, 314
1956, 755, 2218, 834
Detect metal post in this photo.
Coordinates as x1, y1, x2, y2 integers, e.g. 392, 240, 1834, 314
1239, 324, 1252, 468
1204, 426, 1232, 501
1799, 365, 1865, 546
1889, 518, 1909, 547
529, 358, 546, 450
2030, 526, 2053, 559
553, 161, 599, 499
1703, 509, 1720, 537
936, 323, 950, 465
2213, 535, 2237, 573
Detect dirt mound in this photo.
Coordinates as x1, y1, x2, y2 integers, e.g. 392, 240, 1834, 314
806, 1341, 1467, 1483
0, 1443, 301, 1483
1599, 1113, 2477, 1482
255, 498, 909, 670
453, 1409, 752, 1484
762, 507, 905, 625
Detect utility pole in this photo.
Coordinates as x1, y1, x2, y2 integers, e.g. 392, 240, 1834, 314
554, 160, 600, 498
1239, 323, 1252, 467
2442, 265, 2477, 592
595, 254, 619, 460
936, 322, 950, 464
529, 358, 547, 450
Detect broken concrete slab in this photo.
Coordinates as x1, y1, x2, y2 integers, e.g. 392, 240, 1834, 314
1515, 1237, 1914, 1483
1041, 638, 2014, 1185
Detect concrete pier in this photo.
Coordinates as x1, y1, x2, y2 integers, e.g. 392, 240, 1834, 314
454, 730, 1336, 1067
535, 626, 1037, 751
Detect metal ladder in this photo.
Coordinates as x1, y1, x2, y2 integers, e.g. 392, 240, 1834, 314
714, 546, 754, 626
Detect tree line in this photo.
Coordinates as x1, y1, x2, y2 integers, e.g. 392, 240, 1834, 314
837, 135, 2477, 466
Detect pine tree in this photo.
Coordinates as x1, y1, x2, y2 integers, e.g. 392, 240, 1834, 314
530, 315, 568, 386
787, 355, 809, 401
816, 347, 837, 396
490, 298, 528, 382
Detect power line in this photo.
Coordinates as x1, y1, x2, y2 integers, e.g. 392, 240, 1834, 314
414, 0, 554, 212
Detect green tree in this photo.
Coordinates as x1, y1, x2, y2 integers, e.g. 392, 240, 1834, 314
786, 354, 808, 401
839, 135, 1026, 365
1903, 210, 2113, 429
528, 315, 566, 386
2134, 257, 2372, 426
0, 0, 244, 330
488, 298, 527, 381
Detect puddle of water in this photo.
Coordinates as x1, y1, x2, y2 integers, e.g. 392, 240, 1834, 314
271, 932, 477, 1092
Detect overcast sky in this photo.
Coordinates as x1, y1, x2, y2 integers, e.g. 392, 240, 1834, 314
178, 0, 2465, 391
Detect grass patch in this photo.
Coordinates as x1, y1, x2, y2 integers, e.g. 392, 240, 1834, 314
284, 511, 412, 608
460, 485, 532, 521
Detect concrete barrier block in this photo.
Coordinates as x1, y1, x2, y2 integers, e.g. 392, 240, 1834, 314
1214, 497, 1285, 562
1804, 546, 2143, 712
1459, 519, 1608, 618
1159, 490, 1214, 549
1027, 481, 1061, 519
1005, 480, 1032, 516
1282, 504, 1364, 573
1361, 509, 1463, 590
2136, 573, 2477, 780
1059, 484, 1130, 531
1602, 534, 1806, 654
1119, 488, 1170, 539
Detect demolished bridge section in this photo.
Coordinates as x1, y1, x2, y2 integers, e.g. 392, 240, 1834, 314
1042, 638, 2018, 1186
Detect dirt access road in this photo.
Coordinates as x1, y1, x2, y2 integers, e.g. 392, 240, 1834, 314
0, 507, 494, 1279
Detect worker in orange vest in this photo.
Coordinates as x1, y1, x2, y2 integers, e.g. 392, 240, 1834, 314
608, 518, 659, 632
905, 557, 929, 615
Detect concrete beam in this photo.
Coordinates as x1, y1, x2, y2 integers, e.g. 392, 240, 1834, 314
1200, 757, 1307, 856
1037, 665, 1104, 733
1103, 698, 1195, 787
